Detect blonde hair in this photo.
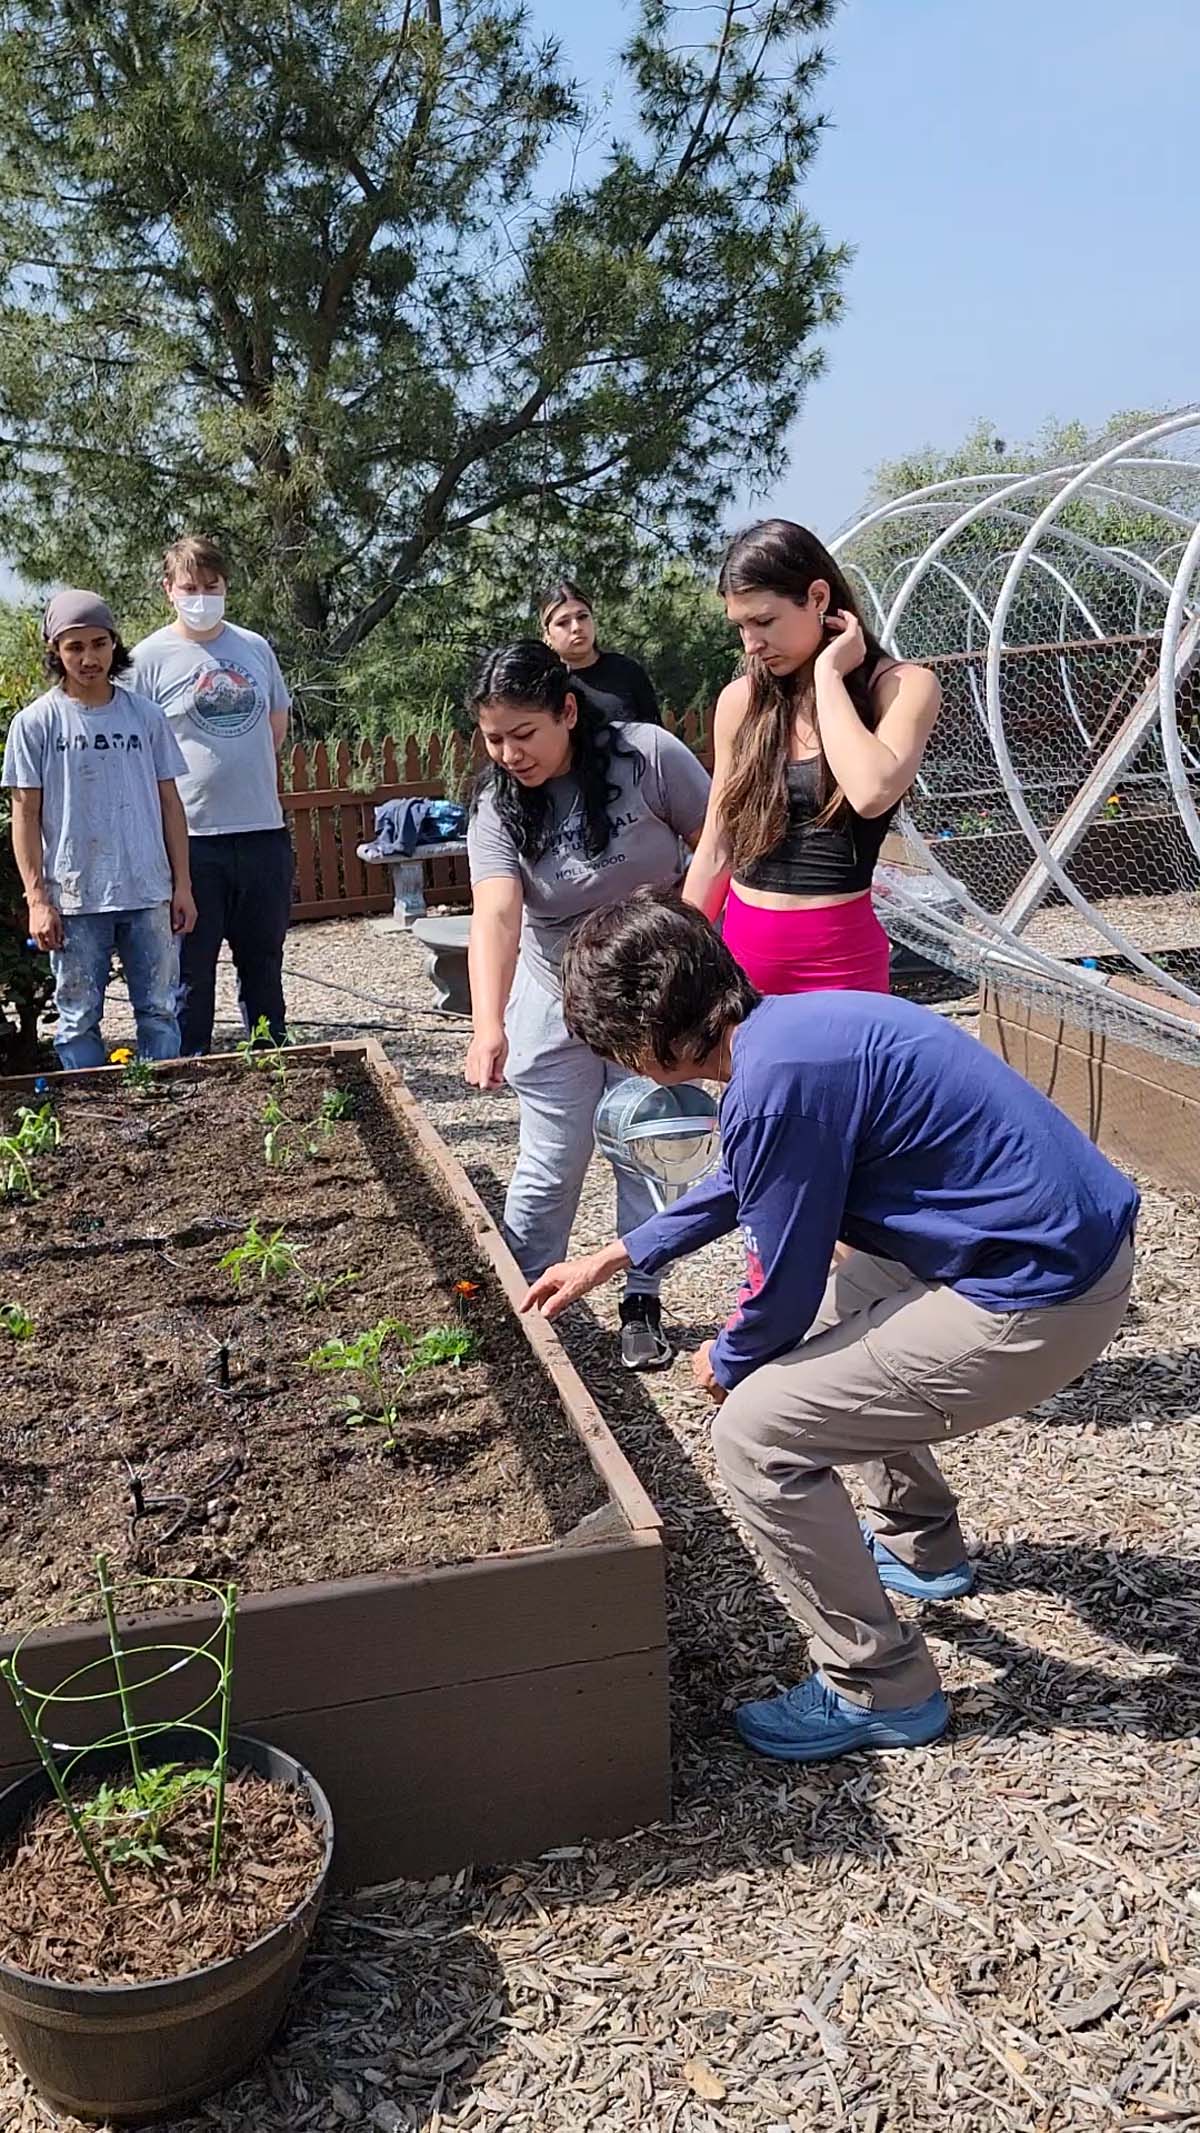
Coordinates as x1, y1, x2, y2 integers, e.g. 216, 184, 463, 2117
162, 533, 230, 587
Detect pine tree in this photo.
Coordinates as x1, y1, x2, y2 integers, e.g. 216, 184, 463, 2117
0, 0, 845, 670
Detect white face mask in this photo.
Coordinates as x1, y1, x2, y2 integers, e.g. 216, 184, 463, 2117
173, 590, 225, 629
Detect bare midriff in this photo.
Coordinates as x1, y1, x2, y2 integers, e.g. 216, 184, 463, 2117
731, 882, 872, 912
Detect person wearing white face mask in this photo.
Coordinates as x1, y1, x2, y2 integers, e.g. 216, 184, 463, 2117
129, 534, 293, 1053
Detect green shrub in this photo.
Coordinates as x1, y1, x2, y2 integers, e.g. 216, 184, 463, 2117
0, 608, 52, 1067
0, 800, 52, 1070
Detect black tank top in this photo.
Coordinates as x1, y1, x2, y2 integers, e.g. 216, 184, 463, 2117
734, 756, 896, 897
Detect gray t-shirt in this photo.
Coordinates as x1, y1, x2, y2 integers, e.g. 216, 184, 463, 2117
468, 723, 711, 991
128, 622, 289, 835
2, 685, 187, 914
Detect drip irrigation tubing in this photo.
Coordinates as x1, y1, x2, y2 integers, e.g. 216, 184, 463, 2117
275, 957, 472, 1030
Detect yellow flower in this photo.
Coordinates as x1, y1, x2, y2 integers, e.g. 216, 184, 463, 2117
108, 1046, 135, 1065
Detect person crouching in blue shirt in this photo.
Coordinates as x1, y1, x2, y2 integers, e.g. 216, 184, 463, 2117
523, 888, 1139, 1764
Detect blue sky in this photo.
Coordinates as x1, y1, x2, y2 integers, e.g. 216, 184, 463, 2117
530, 0, 1198, 538
12, 0, 1192, 599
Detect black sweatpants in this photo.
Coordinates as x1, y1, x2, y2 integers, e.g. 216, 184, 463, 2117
178, 827, 293, 1054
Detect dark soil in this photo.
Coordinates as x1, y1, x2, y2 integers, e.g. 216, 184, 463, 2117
0, 1055, 602, 1630
0, 1767, 326, 1983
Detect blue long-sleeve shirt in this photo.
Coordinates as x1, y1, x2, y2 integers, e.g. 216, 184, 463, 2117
622, 993, 1139, 1392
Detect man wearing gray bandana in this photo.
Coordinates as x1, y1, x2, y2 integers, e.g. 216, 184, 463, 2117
3, 590, 195, 1069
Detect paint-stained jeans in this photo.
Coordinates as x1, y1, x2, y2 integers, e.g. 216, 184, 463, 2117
51, 904, 180, 1070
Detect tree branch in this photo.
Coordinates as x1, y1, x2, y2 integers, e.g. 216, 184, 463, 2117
327, 372, 555, 652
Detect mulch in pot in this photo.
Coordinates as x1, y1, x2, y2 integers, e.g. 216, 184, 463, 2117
0, 1768, 326, 1985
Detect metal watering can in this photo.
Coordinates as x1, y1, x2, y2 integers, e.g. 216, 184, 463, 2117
593, 1078, 722, 1213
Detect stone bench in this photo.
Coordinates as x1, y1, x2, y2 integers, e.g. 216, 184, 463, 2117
357, 839, 469, 930
411, 914, 472, 1016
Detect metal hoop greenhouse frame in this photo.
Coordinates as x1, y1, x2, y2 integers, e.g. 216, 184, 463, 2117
829, 406, 1200, 1032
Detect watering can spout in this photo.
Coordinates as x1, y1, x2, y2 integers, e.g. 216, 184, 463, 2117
593, 1078, 722, 1213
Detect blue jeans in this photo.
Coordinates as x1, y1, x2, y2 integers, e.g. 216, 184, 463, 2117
51, 905, 181, 1071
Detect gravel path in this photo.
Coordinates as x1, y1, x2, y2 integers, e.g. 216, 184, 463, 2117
8, 920, 1200, 2133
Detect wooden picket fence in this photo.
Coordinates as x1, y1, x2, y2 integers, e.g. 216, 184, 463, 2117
282, 710, 712, 922
281, 733, 477, 921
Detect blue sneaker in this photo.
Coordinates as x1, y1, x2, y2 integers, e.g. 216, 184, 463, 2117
860, 1521, 976, 1602
735, 1673, 950, 1763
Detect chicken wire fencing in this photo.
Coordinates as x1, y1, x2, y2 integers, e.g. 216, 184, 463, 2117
831, 408, 1200, 1074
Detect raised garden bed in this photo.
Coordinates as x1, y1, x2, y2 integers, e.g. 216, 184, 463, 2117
0, 1044, 669, 1888
980, 980, 1200, 1198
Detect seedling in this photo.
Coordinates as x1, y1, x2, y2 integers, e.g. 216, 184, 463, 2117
0, 1139, 34, 1201
0, 1100, 62, 1201
0, 1558, 237, 1901
219, 1221, 301, 1289
121, 1059, 157, 1098
257, 1077, 352, 1168
304, 1318, 474, 1444
79, 1762, 215, 1870
235, 1016, 293, 1091
13, 1102, 60, 1156
305, 1319, 405, 1422
303, 1269, 363, 1310
409, 1326, 477, 1369
261, 1093, 291, 1167
0, 1303, 34, 1340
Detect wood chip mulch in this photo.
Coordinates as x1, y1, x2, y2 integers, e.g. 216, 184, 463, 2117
0, 1771, 327, 1986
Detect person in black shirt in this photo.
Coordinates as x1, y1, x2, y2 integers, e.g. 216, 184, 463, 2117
540, 580, 662, 726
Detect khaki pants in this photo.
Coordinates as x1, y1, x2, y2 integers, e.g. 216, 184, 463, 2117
712, 1236, 1134, 1709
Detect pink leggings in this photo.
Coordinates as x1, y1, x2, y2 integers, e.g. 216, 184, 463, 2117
722, 886, 891, 995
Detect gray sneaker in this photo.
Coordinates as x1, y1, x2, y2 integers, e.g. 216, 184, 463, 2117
619, 1294, 672, 1371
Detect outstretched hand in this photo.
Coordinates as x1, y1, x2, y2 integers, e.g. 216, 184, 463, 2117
521, 1242, 629, 1321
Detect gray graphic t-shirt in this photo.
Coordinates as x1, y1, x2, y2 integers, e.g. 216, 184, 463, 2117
468, 723, 711, 991
2, 685, 187, 914
128, 622, 290, 835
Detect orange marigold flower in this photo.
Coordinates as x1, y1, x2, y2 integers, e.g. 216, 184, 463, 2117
453, 1280, 479, 1297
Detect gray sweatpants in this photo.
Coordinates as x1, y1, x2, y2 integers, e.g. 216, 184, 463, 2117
502, 962, 660, 1294
712, 1235, 1135, 1709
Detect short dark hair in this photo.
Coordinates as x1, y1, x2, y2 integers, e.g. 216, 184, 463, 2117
45, 636, 133, 683
561, 889, 761, 1069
